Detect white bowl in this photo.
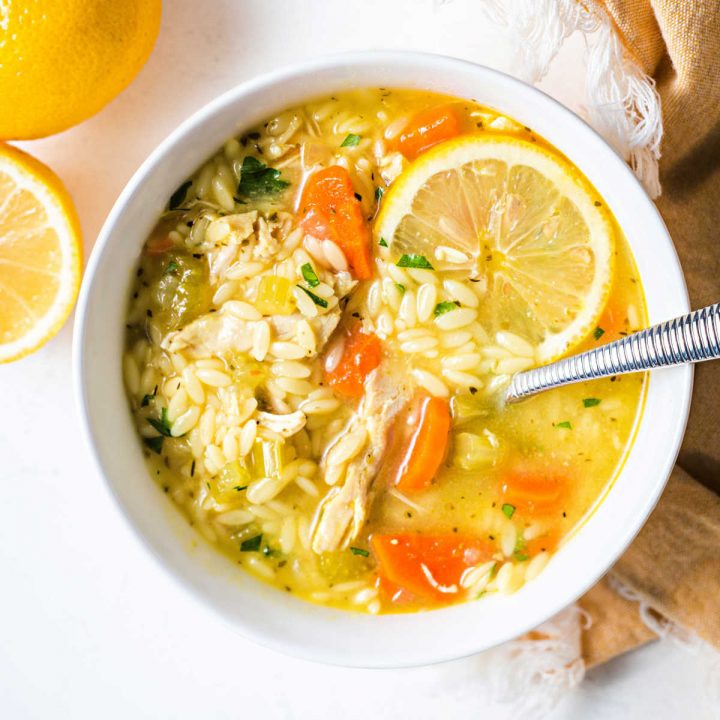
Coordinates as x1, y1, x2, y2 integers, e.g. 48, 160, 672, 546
74, 51, 692, 668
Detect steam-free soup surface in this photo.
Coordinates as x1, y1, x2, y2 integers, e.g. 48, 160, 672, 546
124, 89, 646, 613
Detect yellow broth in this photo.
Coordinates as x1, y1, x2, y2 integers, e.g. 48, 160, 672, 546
123, 89, 647, 613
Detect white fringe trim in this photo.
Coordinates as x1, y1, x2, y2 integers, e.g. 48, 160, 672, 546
608, 574, 720, 708
584, 11, 662, 197
482, 605, 587, 718
477, 0, 663, 197
420, 605, 586, 717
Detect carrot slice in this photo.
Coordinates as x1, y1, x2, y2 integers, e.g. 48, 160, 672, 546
525, 528, 561, 557
390, 104, 461, 160
394, 394, 451, 491
500, 469, 568, 517
375, 574, 416, 605
145, 232, 174, 256
593, 300, 629, 343
325, 323, 382, 398
371, 533, 494, 604
299, 166, 373, 279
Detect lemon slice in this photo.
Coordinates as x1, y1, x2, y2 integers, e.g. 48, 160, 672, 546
375, 135, 614, 362
0, 144, 82, 362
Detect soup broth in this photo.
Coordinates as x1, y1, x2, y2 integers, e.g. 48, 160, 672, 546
124, 89, 646, 613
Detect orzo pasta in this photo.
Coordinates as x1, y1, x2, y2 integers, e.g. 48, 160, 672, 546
124, 89, 646, 613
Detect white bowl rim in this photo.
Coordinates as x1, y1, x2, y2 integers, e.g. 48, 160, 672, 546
73, 50, 692, 668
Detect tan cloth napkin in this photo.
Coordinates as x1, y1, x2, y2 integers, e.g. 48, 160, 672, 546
579, 0, 720, 666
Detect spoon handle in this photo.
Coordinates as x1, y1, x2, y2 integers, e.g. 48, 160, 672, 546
506, 302, 720, 402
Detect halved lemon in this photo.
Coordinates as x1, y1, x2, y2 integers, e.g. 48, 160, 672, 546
375, 134, 614, 362
0, 144, 82, 363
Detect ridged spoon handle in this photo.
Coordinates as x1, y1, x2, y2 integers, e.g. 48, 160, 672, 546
506, 302, 720, 402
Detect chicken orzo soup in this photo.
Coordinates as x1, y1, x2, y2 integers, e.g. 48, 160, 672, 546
124, 89, 646, 613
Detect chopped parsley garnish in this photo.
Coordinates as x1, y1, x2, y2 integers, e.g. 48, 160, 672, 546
240, 534, 263, 552
341, 133, 361, 147
297, 285, 328, 308
237, 156, 290, 198
434, 301, 459, 317
140, 394, 153, 408
513, 533, 529, 562
350, 547, 369, 557
397, 254, 434, 269
233, 485, 248, 492
378, 237, 388, 248
593, 326, 605, 340
395, 283, 406, 294
555, 420, 573, 429
501, 503, 516, 519
163, 260, 180, 275
583, 398, 601, 408
300, 262, 320, 287
147, 407, 173, 437
168, 180, 192, 210
143, 436, 164, 454
375, 186, 384, 202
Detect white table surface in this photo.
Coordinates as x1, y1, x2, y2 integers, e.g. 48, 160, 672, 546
2, 1, 716, 718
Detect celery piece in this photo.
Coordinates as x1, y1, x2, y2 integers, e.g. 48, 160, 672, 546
450, 394, 490, 425
228, 354, 267, 390
152, 252, 213, 331
317, 550, 371, 583
251, 438, 285, 479
211, 461, 252, 503
453, 432, 497, 470
255, 276, 295, 315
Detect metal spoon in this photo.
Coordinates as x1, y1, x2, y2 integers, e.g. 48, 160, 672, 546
505, 302, 720, 402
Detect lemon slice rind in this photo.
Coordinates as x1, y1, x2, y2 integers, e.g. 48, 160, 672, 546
375, 135, 614, 363
0, 144, 82, 363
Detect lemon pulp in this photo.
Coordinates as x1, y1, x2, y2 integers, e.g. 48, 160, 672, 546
375, 135, 615, 361
0, 144, 82, 362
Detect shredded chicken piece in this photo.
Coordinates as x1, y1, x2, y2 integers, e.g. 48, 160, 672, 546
206, 212, 258, 283
269, 313, 339, 348
377, 150, 406, 186
256, 410, 306, 437
224, 211, 258, 238
205, 210, 299, 282
252, 215, 279, 262
310, 369, 410, 553
163, 314, 252, 356
162, 310, 341, 359
334, 271, 357, 299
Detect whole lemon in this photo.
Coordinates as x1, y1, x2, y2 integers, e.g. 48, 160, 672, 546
0, 0, 162, 139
